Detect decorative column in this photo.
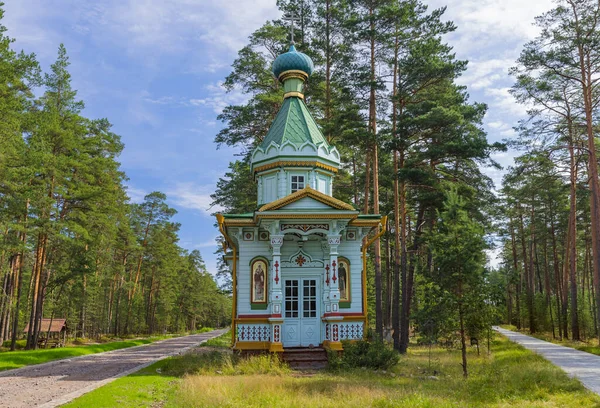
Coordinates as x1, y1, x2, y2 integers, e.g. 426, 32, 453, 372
323, 234, 343, 351
268, 233, 284, 352
327, 235, 341, 313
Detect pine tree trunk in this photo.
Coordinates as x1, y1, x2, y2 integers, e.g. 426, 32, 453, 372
367, 2, 382, 340
568, 140, 580, 340
458, 278, 468, 378
510, 218, 521, 329
391, 32, 401, 350
574, 23, 600, 344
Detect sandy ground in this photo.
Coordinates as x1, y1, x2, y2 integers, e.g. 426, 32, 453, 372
0, 329, 227, 408
495, 326, 600, 396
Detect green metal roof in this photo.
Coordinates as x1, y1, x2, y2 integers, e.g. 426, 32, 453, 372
259, 97, 329, 149
357, 214, 382, 219
222, 213, 253, 218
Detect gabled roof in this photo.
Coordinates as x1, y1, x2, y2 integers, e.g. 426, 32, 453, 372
23, 318, 67, 333
257, 186, 356, 212
259, 97, 328, 149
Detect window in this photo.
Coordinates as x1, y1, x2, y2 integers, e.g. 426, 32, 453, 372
285, 280, 299, 318
291, 175, 305, 193
303, 279, 317, 318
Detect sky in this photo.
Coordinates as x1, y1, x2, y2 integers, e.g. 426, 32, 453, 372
3, 0, 555, 273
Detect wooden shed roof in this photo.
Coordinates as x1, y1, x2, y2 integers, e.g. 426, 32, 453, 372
23, 318, 67, 333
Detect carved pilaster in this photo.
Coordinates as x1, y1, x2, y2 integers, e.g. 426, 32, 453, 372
327, 235, 341, 313
269, 234, 284, 316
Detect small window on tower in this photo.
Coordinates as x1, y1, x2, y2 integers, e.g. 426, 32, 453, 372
291, 175, 305, 193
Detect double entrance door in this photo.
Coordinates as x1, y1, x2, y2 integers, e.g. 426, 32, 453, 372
282, 277, 320, 347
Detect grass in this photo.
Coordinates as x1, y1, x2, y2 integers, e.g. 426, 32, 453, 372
63, 331, 600, 408
501, 325, 600, 357
0, 329, 217, 372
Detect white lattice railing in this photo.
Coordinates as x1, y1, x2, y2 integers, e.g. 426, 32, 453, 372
338, 322, 364, 340
236, 324, 271, 342
325, 321, 365, 342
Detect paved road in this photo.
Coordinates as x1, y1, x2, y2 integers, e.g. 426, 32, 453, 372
494, 326, 600, 396
0, 329, 227, 408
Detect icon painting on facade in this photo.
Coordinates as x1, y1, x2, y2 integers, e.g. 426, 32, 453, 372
251, 259, 268, 303
338, 258, 350, 301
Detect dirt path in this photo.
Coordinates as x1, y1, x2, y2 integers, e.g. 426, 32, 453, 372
0, 329, 227, 408
494, 326, 600, 395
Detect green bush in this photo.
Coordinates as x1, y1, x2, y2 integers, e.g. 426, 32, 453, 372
328, 340, 399, 371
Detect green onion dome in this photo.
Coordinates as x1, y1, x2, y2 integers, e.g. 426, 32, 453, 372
272, 44, 314, 82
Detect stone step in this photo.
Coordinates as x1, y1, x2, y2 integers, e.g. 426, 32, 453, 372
283, 347, 327, 352
287, 360, 328, 370
282, 347, 328, 370
283, 353, 328, 362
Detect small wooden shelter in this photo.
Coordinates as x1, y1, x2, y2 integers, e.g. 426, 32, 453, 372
23, 318, 68, 347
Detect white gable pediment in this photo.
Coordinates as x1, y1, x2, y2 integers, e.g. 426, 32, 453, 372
279, 196, 333, 210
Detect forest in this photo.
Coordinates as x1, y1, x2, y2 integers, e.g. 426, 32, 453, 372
0, 7, 230, 350
210, 0, 600, 369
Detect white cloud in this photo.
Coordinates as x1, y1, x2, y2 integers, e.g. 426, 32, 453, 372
5, 0, 280, 72
126, 185, 147, 203
457, 58, 515, 90
429, 0, 552, 57
167, 182, 224, 216
484, 87, 526, 117
189, 82, 248, 114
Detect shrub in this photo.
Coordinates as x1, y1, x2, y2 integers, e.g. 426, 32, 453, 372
329, 340, 399, 371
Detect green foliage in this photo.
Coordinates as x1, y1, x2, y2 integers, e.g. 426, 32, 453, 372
0, 4, 230, 349
328, 339, 399, 370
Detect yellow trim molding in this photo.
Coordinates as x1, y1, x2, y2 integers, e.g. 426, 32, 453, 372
322, 340, 343, 351
284, 91, 304, 99
269, 342, 284, 352
254, 161, 338, 174
258, 186, 355, 212
223, 219, 256, 226
278, 70, 308, 82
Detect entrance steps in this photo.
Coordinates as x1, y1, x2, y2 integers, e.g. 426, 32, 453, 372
282, 347, 328, 370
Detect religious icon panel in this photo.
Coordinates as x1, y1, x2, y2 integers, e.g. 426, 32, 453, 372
338, 258, 350, 301
251, 259, 268, 304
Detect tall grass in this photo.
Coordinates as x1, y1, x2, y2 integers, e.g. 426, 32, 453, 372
62, 333, 600, 408
169, 335, 600, 408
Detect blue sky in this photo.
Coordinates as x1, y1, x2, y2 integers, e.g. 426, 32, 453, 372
4, 0, 553, 273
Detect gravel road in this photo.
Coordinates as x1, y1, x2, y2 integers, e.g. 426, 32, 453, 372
494, 326, 600, 396
0, 329, 227, 408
